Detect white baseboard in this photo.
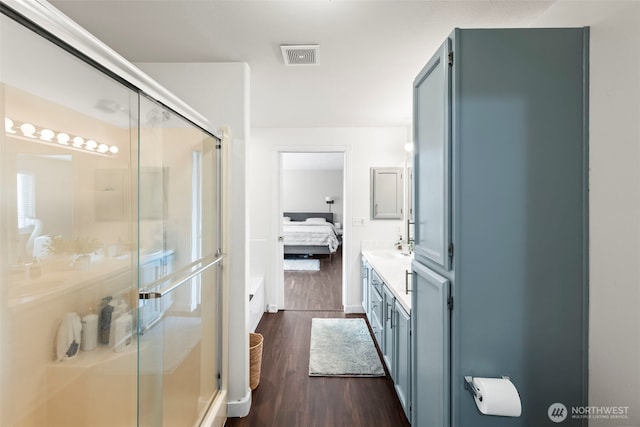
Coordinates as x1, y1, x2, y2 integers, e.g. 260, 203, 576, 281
226, 389, 252, 418
344, 304, 365, 314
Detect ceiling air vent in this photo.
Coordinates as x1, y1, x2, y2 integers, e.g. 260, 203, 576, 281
281, 45, 319, 66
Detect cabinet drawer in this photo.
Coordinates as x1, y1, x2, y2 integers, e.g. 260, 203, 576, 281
370, 284, 383, 324
370, 310, 383, 349
371, 270, 384, 295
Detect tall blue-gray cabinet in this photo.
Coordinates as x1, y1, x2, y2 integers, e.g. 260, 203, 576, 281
394, 300, 411, 420
412, 28, 589, 427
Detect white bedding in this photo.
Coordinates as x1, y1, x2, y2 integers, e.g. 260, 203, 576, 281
283, 221, 340, 253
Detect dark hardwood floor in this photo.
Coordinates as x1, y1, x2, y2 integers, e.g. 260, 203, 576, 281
284, 247, 343, 311
224, 311, 411, 427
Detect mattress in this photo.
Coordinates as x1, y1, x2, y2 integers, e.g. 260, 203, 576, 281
283, 221, 340, 253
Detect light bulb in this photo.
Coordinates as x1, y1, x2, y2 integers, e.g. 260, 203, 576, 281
109, 145, 119, 154
72, 136, 85, 147
85, 140, 97, 150
20, 123, 36, 138
40, 129, 55, 141
57, 132, 70, 145
4, 117, 16, 134
404, 142, 414, 153
97, 143, 109, 153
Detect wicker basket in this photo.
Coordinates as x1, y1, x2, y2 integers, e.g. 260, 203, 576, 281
249, 332, 264, 390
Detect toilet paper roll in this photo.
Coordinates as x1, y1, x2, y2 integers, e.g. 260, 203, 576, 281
473, 377, 522, 417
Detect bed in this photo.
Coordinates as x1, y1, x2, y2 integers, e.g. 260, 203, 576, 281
283, 212, 340, 257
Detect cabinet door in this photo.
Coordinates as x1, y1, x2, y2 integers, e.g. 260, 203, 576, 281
361, 258, 370, 316
413, 38, 452, 270
382, 285, 395, 377
395, 301, 411, 420
411, 261, 450, 427
369, 287, 383, 348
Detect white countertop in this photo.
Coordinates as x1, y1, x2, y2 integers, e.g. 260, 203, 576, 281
8, 249, 175, 309
362, 249, 413, 312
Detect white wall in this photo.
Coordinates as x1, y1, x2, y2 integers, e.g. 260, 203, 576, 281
282, 169, 344, 225
134, 62, 252, 416
249, 127, 408, 312
533, 2, 640, 425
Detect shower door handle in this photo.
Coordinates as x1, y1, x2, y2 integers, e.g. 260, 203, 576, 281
139, 254, 224, 300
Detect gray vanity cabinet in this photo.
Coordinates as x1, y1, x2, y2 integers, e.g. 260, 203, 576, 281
369, 274, 383, 348
394, 300, 411, 420
361, 258, 370, 319
382, 285, 395, 377
412, 28, 589, 426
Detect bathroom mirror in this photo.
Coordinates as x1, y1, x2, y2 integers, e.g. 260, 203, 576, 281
370, 167, 404, 220
15, 154, 74, 261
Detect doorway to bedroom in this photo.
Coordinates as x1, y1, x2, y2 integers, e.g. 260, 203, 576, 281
280, 152, 345, 311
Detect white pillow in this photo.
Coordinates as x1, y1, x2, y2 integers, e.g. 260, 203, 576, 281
306, 217, 327, 223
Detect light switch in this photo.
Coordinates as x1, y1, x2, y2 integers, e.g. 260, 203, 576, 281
353, 217, 365, 226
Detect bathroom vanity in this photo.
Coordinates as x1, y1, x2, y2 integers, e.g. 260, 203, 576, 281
362, 250, 412, 420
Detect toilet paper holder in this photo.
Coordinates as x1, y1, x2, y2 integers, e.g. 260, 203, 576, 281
464, 375, 511, 402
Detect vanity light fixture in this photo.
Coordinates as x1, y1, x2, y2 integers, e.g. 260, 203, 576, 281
4, 117, 119, 157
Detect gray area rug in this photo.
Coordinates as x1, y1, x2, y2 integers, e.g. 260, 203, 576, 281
309, 318, 385, 377
284, 258, 320, 271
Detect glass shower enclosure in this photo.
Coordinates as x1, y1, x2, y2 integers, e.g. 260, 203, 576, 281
0, 3, 222, 426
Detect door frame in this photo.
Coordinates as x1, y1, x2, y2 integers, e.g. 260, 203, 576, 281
272, 145, 350, 311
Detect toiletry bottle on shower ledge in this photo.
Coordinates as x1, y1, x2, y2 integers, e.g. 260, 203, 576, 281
113, 311, 133, 352
99, 296, 115, 345
109, 300, 128, 347
81, 307, 98, 352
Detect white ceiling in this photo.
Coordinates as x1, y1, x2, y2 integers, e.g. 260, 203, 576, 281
49, 0, 555, 128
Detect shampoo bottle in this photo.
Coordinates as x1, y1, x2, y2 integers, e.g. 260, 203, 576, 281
113, 311, 133, 352
109, 300, 128, 347
81, 310, 98, 351
99, 296, 115, 345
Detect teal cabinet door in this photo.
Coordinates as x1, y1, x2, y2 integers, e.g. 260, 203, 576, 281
369, 286, 383, 348
413, 38, 452, 270
382, 285, 395, 377
412, 261, 450, 427
394, 301, 411, 420
361, 258, 370, 317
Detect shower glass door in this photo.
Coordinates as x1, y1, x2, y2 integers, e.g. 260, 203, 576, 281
137, 95, 221, 427
1, 10, 139, 426
1, 5, 221, 427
